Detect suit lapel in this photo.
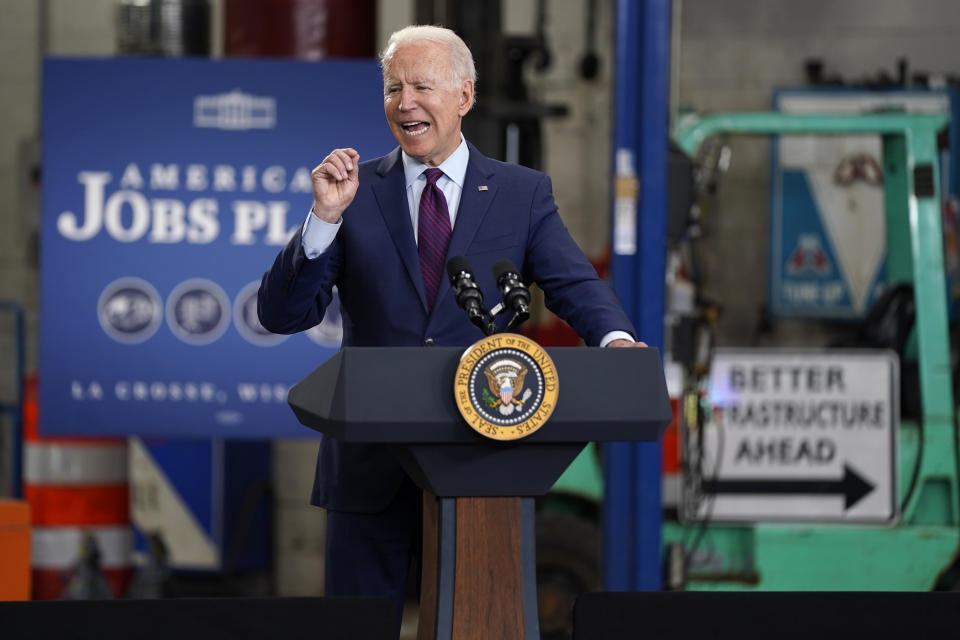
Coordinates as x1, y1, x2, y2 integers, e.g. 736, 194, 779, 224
372, 148, 428, 311
433, 144, 499, 309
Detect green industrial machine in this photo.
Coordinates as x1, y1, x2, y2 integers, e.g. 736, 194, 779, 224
536, 114, 960, 638
664, 112, 960, 590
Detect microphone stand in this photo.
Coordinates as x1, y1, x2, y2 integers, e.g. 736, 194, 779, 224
504, 307, 529, 333
488, 300, 529, 334
468, 306, 497, 337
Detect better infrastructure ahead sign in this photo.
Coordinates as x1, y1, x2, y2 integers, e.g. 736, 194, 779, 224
40, 58, 395, 437
683, 349, 899, 524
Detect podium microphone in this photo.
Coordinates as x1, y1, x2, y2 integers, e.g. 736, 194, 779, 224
492, 259, 531, 331
446, 256, 494, 336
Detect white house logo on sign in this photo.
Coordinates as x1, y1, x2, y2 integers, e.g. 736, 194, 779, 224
684, 350, 899, 524
193, 90, 277, 130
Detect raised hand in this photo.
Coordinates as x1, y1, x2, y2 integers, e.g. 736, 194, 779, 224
311, 148, 360, 223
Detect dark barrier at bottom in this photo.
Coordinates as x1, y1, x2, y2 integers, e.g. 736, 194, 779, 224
0, 597, 394, 640
574, 592, 960, 640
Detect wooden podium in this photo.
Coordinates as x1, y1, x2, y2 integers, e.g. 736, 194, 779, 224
289, 346, 672, 640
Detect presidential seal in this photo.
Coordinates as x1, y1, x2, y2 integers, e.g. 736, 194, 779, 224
454, 333, 558, 441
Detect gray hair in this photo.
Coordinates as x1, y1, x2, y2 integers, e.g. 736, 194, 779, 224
379, 25, 477, 106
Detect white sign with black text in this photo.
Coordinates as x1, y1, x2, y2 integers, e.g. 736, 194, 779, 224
683, 350, 899, 524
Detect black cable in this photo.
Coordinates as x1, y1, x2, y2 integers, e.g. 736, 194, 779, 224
899, 418, 925, 514
684, 395, 723, 569
678, 392, 703, 528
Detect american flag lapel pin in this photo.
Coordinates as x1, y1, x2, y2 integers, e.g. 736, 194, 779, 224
478, 185, 488, 191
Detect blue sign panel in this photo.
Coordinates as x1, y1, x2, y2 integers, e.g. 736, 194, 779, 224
770, 88, 960, 319
40, 58, 395, 436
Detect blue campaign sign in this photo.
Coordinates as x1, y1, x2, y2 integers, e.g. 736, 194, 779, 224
40, 58, 396, 436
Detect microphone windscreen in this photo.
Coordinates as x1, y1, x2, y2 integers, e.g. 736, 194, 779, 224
446, 255, 474, 281
492, 258, 519, 282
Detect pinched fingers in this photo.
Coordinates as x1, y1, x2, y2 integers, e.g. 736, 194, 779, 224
316, 148, 360, 182
311, 148, 361, 222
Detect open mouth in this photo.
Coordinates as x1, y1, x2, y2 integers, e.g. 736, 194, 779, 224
400, 121, 430, 136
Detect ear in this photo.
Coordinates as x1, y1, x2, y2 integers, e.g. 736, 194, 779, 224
458, 79, 474, 116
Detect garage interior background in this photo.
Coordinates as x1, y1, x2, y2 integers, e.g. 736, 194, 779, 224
1, 0, 960, 598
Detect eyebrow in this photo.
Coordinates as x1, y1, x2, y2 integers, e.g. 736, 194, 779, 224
385, 78, 433, 87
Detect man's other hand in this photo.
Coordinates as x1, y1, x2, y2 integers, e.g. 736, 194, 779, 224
607, 339, 648, 348
312, 148, 360, 223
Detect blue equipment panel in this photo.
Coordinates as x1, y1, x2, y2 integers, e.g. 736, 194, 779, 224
770, 88, 960, 319
131, 438, 272, 573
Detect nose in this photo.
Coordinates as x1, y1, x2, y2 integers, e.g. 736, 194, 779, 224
398, 86, 416, 111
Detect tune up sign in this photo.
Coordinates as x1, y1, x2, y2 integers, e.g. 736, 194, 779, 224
683, 350, 899, 524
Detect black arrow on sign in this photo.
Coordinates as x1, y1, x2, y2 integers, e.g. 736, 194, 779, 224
700, 463, 875, 510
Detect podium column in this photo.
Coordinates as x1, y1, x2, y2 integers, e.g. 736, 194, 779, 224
418, 494, 539, 640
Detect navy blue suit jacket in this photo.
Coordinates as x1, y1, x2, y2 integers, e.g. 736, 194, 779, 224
258, 143, 634, 512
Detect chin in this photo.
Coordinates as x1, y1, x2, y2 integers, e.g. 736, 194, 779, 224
401, 144, 431, 163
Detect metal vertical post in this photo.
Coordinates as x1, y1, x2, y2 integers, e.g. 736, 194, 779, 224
604, 0, 641, 592
604, 0, 670, 591
1, 301, 25, 498
634, 0, 670, 591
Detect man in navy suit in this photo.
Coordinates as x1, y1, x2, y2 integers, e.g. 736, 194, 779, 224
258, 25, 644, 628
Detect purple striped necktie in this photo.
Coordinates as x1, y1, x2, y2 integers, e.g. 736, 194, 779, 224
417, 167, 452, 311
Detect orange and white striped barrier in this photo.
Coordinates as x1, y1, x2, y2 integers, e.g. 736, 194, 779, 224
22, 374, 133, 599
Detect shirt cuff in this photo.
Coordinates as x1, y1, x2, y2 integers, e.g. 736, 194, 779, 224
599, 330, 636, 347
301, 208, 342, 259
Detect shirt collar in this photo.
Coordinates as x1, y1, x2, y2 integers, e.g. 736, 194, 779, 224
401, 134, 469, 189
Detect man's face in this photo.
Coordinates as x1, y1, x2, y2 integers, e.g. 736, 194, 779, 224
383, 41, 474, 167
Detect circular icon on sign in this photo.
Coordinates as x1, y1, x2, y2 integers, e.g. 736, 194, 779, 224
97, 277, 163, 344
306, 286, 344, 348
454, 333, 558, 441
233, 280, 289, 347
166, 278, 231, 345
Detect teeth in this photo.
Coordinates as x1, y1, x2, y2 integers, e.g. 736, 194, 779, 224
401, 122, 429, 136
